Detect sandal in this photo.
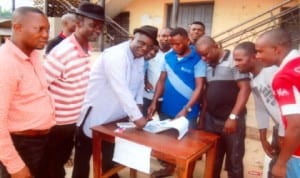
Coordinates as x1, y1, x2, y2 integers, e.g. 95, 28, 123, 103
151, 164, 175, 178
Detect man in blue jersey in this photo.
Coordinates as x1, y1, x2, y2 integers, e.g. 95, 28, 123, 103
147, 27, 206, 177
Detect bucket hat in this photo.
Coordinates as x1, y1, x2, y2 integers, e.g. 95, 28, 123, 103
71, 2, 105, 21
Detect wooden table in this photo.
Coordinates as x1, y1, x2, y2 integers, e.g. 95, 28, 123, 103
92, 122, 219, 178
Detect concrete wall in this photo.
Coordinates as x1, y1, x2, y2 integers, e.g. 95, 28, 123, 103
48, 17, 62, 39
123, 0, 297, 36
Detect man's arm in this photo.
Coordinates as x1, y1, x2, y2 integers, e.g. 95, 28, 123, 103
272, 114, 300, 177
103, 52, 146, 128
176, 77, 205, 117
252, 91, 276, 156
223, 79, 251, 133
43, 53, 65, 84
197, 86, 207, 129
0, 59, 26, 175
147, 71, 166, 119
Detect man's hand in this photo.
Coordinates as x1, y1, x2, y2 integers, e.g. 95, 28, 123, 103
145, 81, 153, 92
223, 119, 237, 134
278, 136, 284, 150
134, 117, 148, 129
261, 139, 275, 158
175, 108, 188, 118
147, 103, 156, 120
11, 166, 32, 178
271, 161, 286, 178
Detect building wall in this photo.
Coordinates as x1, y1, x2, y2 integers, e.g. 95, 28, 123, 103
123, 0, 297, 36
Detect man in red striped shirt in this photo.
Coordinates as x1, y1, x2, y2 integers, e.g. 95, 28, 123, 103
40, 2, 105, 178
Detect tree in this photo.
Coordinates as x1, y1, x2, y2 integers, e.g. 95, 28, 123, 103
0, 7, 12, 19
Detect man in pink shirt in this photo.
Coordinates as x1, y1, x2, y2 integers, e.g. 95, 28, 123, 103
0, 6, 55, 178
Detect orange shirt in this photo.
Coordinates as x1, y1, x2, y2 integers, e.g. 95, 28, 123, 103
0, 40, 55, 174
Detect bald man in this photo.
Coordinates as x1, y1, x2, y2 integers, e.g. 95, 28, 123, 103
45, 13, 76, 54
256, 28, 300, 178
0, 7, 55, 178
195, 36, 251, 178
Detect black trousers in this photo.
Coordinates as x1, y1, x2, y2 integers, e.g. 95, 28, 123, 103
71, 126, 117, 178
204, 112, 246, 178
0, 134, 48, 178
38, 124, 76, 178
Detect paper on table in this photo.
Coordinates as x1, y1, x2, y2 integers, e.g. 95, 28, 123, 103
113, 137, 151, 174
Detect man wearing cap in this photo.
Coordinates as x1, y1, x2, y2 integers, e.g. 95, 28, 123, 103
72, 25, 157, 178
40, 2, 105, 178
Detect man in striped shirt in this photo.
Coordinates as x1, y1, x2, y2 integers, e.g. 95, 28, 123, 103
40, 2, 105, 178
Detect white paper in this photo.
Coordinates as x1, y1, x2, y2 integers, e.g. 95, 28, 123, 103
143, 116, 189, 139
113, 137, 151, 174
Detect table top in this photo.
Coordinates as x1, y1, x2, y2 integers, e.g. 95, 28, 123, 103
92, 122, 219, 162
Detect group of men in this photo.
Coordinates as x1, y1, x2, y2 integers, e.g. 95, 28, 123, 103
0, 1, 299, 178
0, 2, 151, 178
142, 22, 300, 178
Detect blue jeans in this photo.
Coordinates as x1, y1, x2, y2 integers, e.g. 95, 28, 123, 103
286, 156, 300, 178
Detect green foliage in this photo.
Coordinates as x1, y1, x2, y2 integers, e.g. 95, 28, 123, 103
0, 7, 12, 19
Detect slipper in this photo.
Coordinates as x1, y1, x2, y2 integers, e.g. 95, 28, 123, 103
151, 165, 175, 178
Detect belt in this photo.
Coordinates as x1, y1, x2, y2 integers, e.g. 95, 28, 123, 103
11, 129, 50, 137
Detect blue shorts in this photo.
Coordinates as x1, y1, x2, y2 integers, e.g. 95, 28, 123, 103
287, 156, 300, 178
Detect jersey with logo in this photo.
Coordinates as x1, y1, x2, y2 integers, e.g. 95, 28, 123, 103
272, 56, 300, 156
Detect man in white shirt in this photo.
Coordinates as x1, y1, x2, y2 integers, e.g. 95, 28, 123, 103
72, 25, 158, 178
143, 27, 172, 116
233, 41, 285, 178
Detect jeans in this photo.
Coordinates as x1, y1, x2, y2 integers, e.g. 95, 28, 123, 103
204, 112, 246, 178
0, 134, 48, 178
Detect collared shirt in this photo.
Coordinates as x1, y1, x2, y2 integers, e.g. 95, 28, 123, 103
80, 41, 144, 137
143, 49, 170, 99
45, 31, 66, 54
206, 50, 249, 120
44, 34, 91, 125
272, 49, 300, 156
0, 40, 55, 174
161, 47, 206, 119
250, 66, 284, 136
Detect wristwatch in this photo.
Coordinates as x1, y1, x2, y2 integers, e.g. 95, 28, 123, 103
183, 105, 192, 112
229, 113, 238, 120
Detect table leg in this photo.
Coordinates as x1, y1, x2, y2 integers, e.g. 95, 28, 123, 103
203, 142, 217, 178
93, 131, 102, 178
129, 168, 137, 178
175, 161, 189, 178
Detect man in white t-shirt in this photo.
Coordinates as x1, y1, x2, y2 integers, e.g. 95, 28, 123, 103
233, 41, 285, 178
142, 27, 172, 116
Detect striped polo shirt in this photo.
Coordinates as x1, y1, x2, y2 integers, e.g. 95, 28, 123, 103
44, 34, 91, 125
206, 50, 249, 120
